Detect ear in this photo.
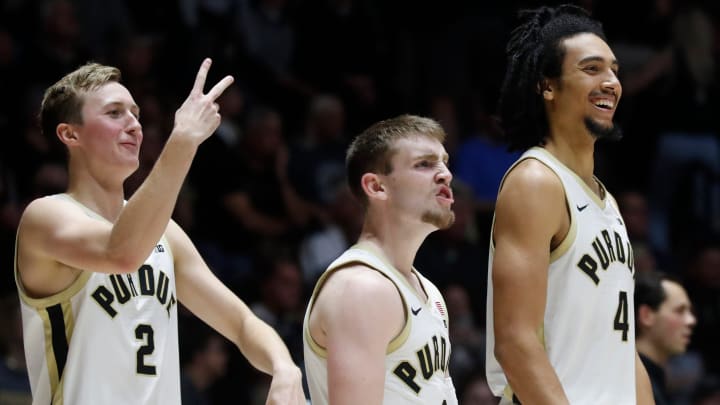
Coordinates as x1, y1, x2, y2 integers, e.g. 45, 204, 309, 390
638, 305, 656, 330
360, 173, 387, 202
56, 123, 79, 146
539, 79, 554, 101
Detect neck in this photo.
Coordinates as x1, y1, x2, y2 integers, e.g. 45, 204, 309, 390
543, 128, 598, 193
358, 212, 432, 276
67, 162, 127, 222
637, 339, 670, 367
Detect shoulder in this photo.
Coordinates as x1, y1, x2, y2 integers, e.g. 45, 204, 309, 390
19, 195, 82, 235
502, 158, 563, 194
320, 264, 400, 304
494, 158, 568, 242
497, 158, 565, 212
314, 264, 404, 334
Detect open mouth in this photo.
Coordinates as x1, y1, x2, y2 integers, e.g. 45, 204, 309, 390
592, 98, 615, 111
436, 186, 454, 203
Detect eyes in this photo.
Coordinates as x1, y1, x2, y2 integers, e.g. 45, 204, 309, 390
106, 107, 139, 120
583, 64, 619, 76
415, 160, 449, 169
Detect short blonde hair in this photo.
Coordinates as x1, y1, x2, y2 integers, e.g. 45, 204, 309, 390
346, 114, 446, 205
39, 62, 121, 139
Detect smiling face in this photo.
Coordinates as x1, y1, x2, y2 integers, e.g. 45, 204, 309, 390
72, 82, 143, 173
545, 32, 622, 140
380, 135, 455, 230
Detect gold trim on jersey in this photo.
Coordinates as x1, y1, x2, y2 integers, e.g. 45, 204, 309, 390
489, 153, 578, 263
16, 267, 91, 310
549, 204, 577, 263
353, 242, 431, 305
42, 300, 75, 405
529, 147, 606, 210
305, 256, 412, 358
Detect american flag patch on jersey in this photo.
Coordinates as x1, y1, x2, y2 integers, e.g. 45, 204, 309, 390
435, 301, 445, 316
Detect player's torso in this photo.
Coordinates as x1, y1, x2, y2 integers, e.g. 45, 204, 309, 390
304, 244, 458, 405
17, 199, 180, 404
487, 148, 636, 404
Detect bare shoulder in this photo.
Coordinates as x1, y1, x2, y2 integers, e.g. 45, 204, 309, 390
17, 196, 86, 296
501, 158, 564, 198
18, 196, 80, 250
494, 158, 567, 244
312, 264, 404, 345
318, 264, 401, 309
497, 159, 565, 217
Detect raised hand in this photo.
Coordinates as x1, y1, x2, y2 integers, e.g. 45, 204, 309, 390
172, 58, 234, 146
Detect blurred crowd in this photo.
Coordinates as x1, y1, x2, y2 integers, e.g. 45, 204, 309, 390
0, 0, 718, 404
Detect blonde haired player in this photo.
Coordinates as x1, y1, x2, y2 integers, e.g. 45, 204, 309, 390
303, 115, 458, 405
15, 59, 304, 404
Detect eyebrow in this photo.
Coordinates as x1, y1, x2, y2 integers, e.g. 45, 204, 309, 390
106, 101, 140, 115
414, 152, 449, 163
579, 56, 619, 68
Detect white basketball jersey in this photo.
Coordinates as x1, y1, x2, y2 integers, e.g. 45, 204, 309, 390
303, 242, 458, 405
485, 148, 636, 404
16, 194, 180, 405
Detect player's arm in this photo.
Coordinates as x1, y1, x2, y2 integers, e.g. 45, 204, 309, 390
18, 59, 233, 277
168, 220, 304, 405
491, 160, 570, 405
315, 266, 404, 405
636, 351, 655, 405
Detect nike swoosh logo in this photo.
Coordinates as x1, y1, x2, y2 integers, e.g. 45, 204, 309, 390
411, 307, 422, 316
577, 204, 589, 212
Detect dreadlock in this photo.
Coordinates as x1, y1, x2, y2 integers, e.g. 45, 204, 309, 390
498, 4, 606, 151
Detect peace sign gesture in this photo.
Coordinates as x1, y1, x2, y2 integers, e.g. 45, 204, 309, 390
172, 58, 234, 146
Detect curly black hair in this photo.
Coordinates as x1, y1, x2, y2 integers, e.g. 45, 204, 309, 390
498, 4, 606, 151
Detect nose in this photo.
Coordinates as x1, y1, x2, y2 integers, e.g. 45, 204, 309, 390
126, 113, 142, 136
602, 70, 621, 97
436, 162, 453, 184
687, 312, 697, 328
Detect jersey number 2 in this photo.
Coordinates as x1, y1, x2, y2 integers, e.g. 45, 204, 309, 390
613, 291, 629, 341
135, 324, 157, 375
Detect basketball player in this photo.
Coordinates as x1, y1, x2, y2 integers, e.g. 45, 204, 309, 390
485, 5, 654, 404
14, 60, 305, 404
303, 115, 458, 404
635, 272, 696, 405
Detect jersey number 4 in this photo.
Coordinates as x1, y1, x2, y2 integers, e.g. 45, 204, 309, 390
613, 291, 629, 342
136, 324, 157, 375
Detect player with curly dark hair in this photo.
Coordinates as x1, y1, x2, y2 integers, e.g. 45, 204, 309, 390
486, 4, 654, 404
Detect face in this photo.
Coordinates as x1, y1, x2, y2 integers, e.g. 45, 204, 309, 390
381, 136, 455, 229
647, 281, 696, 356
73, 82, 143, 172
547, 33, 622, 140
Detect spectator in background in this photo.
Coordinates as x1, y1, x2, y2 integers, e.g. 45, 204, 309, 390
453, 96, 521, 213
288, 94, 349, 208
444, 284, 485, 391
180, 316, 230, 405
617, 190, 662, 273
191, 106, 313, 288
635, 272, 697, 404
685, 241, 720, 377
298, 182, 363, 285
293, 0, 385, 131
251, 256, 305, 366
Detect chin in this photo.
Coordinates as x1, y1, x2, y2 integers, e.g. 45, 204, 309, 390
422, 210, 456, 230
584, 117, 623, 141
